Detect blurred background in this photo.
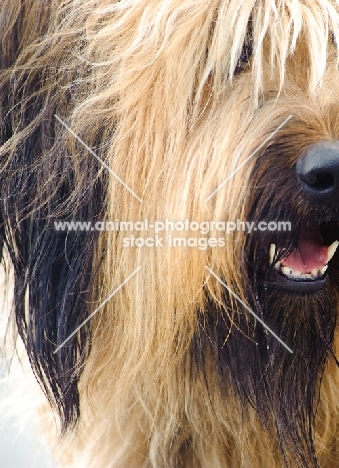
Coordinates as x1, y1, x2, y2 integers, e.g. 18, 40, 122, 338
0, 363, 59, 468
0, 264, 59, 468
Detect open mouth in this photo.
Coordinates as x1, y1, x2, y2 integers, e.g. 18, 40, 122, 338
268, 223, 339, 292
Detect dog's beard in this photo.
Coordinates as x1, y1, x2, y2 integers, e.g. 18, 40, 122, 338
193, 274, 339, 467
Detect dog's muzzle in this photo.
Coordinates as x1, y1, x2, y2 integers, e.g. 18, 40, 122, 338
269, 141, 339, 293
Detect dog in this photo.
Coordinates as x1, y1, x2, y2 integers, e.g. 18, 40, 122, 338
1, 0, 339, 466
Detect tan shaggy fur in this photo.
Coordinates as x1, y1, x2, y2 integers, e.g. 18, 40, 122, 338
2, 0, 339, 467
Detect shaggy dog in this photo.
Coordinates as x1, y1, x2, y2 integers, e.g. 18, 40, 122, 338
1, 0, 339, 467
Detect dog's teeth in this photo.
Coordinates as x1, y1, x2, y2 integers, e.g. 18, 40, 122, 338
281, 266, 290, 276
320, 265, 328, 275
301, 273, 311, 279
291, 270, 301, 278
311, 269, 318, 277
327, 241, 339, 263
269, 244, 276, 265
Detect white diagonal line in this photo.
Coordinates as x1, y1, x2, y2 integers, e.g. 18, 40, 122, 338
204, 266, 293, 353
53, 266, 142, 353
55, 114, 143, 203
204, 115, 292, 203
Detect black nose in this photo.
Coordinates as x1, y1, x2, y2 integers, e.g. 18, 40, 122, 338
297, 141, 339, 208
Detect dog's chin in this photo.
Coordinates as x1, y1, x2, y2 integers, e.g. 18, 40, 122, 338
265, 221, 339, 294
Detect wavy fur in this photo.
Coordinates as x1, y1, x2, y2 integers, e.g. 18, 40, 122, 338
1, 1, 339, 467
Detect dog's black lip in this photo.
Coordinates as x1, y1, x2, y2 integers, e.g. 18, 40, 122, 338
268, 267, 328, 292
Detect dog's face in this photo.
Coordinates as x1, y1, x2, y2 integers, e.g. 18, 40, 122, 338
1, 1, 339, 467
186, 38, 339, 464
204, 74, 339, 467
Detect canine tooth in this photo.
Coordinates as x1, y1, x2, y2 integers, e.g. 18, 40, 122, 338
320, 265, 328, 275
311, 269, 318, 277
327, 241, 339, 263
269, 244, 276, 265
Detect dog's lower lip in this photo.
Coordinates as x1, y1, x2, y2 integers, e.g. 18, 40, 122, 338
268, 268, 328, 292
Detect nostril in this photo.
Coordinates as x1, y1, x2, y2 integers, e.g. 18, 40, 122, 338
296, 141, 339, 207
302, 171, 335, 191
